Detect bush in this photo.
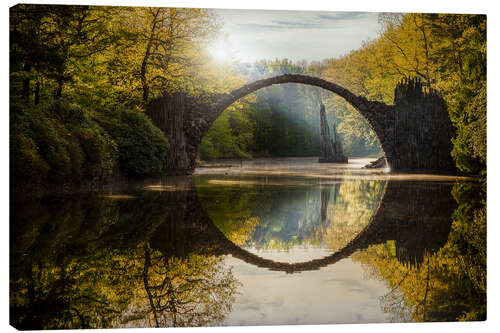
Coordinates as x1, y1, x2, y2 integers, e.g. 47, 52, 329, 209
10, 131, 50, 186
93, 108, 168, 175
10, 100, 118, 192
10, 100, 168, 196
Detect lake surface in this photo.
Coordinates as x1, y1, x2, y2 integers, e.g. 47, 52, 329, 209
10, 157, 486, 329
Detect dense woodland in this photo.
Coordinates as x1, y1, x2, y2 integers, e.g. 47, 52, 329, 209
10, 5, 486, 195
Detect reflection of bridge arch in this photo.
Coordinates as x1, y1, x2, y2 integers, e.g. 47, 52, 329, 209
151, 180, 456, 274
201, 182, 389, 274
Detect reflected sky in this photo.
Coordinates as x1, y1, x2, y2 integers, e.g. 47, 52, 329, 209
224, 255, 391, 325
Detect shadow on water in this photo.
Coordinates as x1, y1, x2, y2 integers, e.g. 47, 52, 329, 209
10, 175, 485, 329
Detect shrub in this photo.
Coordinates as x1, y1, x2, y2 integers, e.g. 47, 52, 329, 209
10, 100, 168, 196
93, 108, 168, 176
10, 131, 50, 186
10, 100, 118, 192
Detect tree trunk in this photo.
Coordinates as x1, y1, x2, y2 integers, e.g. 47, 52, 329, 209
55, 77, 63, 98
141, 9, 161, 105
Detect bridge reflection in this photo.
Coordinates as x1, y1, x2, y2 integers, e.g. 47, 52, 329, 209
146, 179, 456, 273
11, 177, 457, 276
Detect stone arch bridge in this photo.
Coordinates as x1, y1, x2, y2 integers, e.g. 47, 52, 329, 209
147, 74, 456, 175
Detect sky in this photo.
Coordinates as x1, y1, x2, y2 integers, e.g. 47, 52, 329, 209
213, 9, 383, 63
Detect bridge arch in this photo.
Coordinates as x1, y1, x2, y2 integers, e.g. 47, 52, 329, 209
147, 75, 455, 174
210, 74, 393, 166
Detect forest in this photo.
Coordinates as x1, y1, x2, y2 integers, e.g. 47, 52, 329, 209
10, 5, 486, 195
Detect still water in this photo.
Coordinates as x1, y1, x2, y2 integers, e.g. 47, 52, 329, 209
10, 158, 486, 329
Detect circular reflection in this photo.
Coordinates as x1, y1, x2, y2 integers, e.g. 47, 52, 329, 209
196, 175, 386, 264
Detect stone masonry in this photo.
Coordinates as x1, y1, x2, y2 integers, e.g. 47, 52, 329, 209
147, 74, 456, 174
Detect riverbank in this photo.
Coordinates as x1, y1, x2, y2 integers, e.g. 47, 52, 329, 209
12, 156, 478, 202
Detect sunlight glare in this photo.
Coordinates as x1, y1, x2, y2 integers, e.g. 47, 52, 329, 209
208, 39, 233, 62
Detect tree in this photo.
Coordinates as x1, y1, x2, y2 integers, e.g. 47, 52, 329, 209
320, 13, 486, 174
10, 5, 119, 103
106, 7, 221, 105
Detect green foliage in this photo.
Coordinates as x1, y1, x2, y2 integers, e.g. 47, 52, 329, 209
10, 131, 50, 185
10, 100, 118, 192
352, 181, 486, 322
431, 15, 487, 174
200, 106, 254, 160
94, 108, 168, 175
450, 181, 486, 321
322, 13, 486, 174
326, 97, 382, 156
203, 58, 381, 160
242, 60, 323, 157
10, 99, 168, 194
10, 5, 120, 103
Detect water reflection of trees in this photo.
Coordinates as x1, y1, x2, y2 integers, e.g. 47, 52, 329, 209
135, 247, 239, 327
322, 180, 385, 252
11, 178, 486, 327
352, 181, 486, 322
197, 177, 385, 252
10, 190, 240, 329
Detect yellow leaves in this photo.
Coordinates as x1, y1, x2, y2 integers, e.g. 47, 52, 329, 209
323, 181, 384, 252
99, 7, 223, 103
351, 208, 486, 323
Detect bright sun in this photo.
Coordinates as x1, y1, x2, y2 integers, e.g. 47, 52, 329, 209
208, 39, 232, 62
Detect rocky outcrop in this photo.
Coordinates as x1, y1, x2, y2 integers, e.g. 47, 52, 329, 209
364, 156, 388, 169
319, 102, 348, 163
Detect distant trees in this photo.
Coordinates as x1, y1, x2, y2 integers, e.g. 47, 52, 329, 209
200, 58, 382, 160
